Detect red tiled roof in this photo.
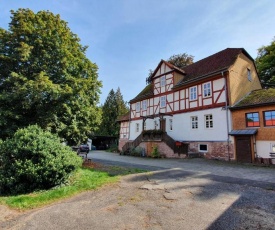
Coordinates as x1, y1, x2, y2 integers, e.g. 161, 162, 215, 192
175, 48, 252, 87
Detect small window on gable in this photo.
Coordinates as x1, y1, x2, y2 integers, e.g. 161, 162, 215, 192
190, 86, 197, 101
136, 102, 140, 112
142, 100, 147, 111
203, 82, 211, 98
247, 68, 252, 81
160, 96, 166, 108
160, 76, 166, 87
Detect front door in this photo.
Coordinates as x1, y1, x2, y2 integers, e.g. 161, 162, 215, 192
235, 136, 252, 163
160, 119, 166, 132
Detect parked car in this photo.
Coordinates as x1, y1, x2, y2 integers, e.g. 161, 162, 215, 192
77, 144, 90, 154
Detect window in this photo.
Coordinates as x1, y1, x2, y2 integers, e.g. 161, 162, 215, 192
144, 121, 147, 130
142, 100, 147, 111
246, 112, 259, 127
160, 96, 166, 108
264, 110, 275, 126
136, 102, 140, 112
160, 76, 166, 87
136, 123, 139, 132
203, 82, 211, 97
199, 144, 208, 152
205, 114, 213, 128
191, 116, 198, 129
190, 86, 197, 101
154, 120, 158, 129
247, 68, 252, 81
169, 119, 173, 131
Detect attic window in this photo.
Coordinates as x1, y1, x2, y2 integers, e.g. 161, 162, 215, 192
247, 68, 252, 81
160, 76, 166, 87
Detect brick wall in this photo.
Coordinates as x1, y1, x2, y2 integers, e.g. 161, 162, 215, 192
231, 105, 275, 141
138, 141, 187, 158
189, 141, 234, 161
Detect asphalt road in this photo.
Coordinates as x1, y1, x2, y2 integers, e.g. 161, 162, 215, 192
1, 151, 275, 230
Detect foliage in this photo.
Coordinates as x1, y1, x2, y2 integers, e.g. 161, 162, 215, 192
147, 53, 193, 83
99, 88, 129, 136
151, 146, 160, 158
0, 167, 117, 210
255, 37, 275, 85
107, 144, 119, 153
0, 9, 102, 144
0, 125, 82, 195
167, 53, 194, 69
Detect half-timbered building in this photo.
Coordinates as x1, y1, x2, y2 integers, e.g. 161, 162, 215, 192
119, 48, 262, 160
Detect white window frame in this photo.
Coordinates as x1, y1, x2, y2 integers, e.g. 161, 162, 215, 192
136, 123, 139, 132
160, 96, 166, 108
247, 68, 252, 82
136, 102, 140, 112
203, 82, 211, 98
154, 120, 158, 129
205, 114, 213, 129
199, 144, 208, 152
142, 100, 147, 111
169, 118, 173, 131
160, 76, 166, 87
191, 116, 198, 129
190, 86, 197, 101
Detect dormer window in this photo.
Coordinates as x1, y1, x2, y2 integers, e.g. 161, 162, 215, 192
160, 76, 166, 87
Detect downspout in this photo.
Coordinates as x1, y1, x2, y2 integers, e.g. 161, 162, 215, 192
222, 71, 231, 161
128, 102, 131, 141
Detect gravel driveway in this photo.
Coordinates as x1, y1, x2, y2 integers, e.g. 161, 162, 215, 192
1, 152, 275, 230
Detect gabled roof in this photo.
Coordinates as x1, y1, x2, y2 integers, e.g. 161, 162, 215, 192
150, 59, 185, 78
174, 48, 252, 87
231, 88, 275, 109
130, 48, 255, 103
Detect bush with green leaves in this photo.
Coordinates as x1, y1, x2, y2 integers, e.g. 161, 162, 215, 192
0, 125, 82, 195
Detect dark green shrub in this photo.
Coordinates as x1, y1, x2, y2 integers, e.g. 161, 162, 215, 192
0, 125, 82, 195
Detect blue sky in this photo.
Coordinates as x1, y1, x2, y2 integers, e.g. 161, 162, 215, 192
1, 0, 274, 104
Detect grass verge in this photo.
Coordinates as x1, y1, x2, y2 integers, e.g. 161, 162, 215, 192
0, 167, 117, 210
0, 164, 147, 211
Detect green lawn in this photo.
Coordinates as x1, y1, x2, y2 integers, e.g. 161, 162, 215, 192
0, 165, 146, 210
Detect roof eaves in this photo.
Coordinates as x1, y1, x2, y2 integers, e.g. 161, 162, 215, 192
173, 67, 229, 89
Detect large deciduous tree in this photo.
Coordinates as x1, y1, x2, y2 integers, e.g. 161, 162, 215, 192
255, 37, 275, 85
99, 88, 129, 137
0, 9, 102, 144
167, 53, 194, 69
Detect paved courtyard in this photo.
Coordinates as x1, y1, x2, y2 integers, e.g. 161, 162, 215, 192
1, 151, 275, 230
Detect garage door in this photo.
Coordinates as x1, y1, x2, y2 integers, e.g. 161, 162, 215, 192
236, 136, 252, 163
